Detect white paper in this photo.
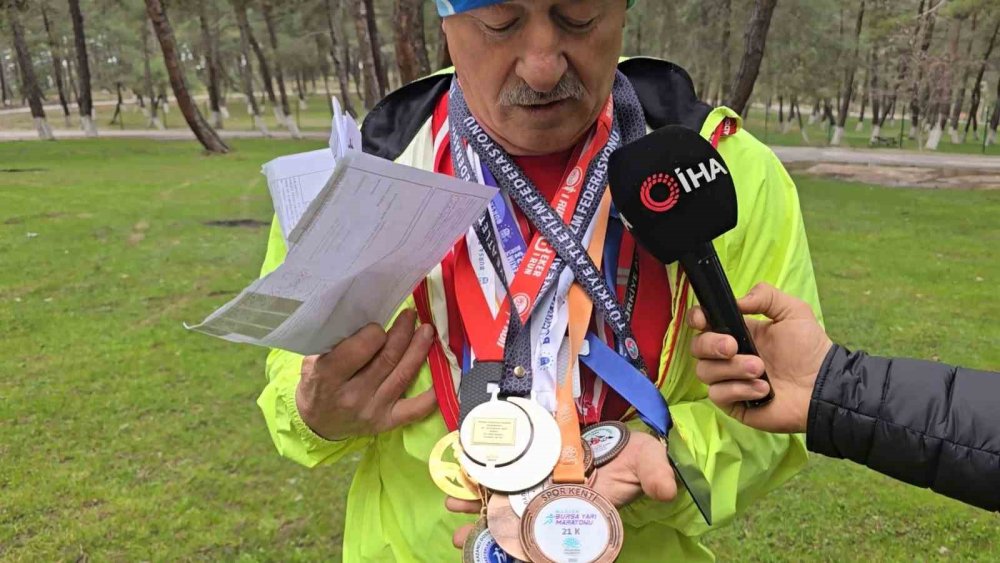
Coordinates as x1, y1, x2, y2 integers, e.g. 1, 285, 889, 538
264, 97, 363, 242
188, 150, 497, 356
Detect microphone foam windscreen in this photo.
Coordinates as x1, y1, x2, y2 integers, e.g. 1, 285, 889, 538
608, 125, 738, 264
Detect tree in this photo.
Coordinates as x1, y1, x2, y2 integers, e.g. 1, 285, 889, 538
67, 0, 96, 136
963, 17, 999, 141
727, 0, 779, 114
324, 0, 355, 115
6, 0, 53, 140
353, 0, 388, 108
261, 0, 300, 137
718, 0, 733, 103
949, 11, 978, 143
198, 0, 224, 129
232, 0, 268, 134
0, 43, 10, 106
393, 0, 431, 85
144, 0, 229, 153
40, 2, 71, 126
833, 0, 866, 146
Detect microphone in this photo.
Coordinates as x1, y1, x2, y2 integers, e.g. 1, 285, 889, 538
608, 125, 773, 408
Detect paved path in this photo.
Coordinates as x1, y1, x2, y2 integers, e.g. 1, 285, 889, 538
1, 127, 996, 170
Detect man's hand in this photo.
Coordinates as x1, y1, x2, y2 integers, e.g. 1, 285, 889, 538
687, 283, 833, 433
295, 309, 438, 441
446, 432, 676, 549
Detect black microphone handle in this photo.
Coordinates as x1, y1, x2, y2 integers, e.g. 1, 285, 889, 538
679, 243, 775, 409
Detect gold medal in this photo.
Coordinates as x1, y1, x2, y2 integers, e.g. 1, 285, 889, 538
429, 431, 481, 501
521, 485, 624, 563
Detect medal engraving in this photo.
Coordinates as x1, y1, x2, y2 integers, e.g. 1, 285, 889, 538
472, 417, 518, 446
460, 397, 532, 467
521, 485, 623, 563
582, 421, 629, 467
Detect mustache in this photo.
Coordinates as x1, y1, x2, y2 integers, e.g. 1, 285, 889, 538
497, 71, 587, 106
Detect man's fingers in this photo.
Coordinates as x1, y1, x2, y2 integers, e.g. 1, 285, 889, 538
375, 323, 435, 406
690, 331, 738, 361
317, 323, 388, 380
634, 439, 676, 502
385, 387, 438, 430
453, 523, 475, 549
362, 309, 419, 386
686, 306, 709, 331
445, 496, 481, 514
738, 283, 806, 322
695, 355, 765, 384
707, 379, 772, 407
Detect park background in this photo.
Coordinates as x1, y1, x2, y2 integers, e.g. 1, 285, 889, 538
1, 0, 998, 560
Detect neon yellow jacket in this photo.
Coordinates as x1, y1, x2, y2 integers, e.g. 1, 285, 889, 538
257, 63, 821, 562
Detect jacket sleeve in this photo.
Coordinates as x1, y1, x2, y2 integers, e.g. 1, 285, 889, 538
255, 217, 371, 468
622, 115, 821, 536
808, 345, 1000, 512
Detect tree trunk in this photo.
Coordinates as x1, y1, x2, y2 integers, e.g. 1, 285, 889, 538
7, 1, 53, 140
928, 16, 963, 150
963, 18, 999, 142
144, 0, 229, 153
909, 0, 939, 139
41, 4, 71, 126
354, 0, 388, 108
989, 73, 1000, 145
0, 49, 10, 105
324, 0, 356, 115
235, 0, 277, 111
233, 0, 269, 135
110, 81, 124, 126
198, 1, 224, 129
856, 47, 873, 131
718, 0, 732, 102
393, 0, 431, 84
726, 0, 778, 115
949, 12, 978, 143
260, 0, 300, 136
141, 19, 164, 130
833, 0, 866, 145
67, 0, 97, 136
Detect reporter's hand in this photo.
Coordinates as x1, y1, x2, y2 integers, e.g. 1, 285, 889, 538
687, 283, 833, 433
295, 309, 438, 441
446, 432, 676, 549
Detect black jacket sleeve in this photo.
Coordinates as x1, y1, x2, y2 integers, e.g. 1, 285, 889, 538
806, 344, 1000, 512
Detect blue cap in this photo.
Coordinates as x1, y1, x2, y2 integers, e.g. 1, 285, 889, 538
436, 0, 634, 17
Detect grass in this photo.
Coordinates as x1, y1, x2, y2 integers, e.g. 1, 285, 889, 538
1, 138, 998, 561
739, 104, 998, 156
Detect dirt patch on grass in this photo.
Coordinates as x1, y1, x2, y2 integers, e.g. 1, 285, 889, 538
203, 219, 269, 228
791, 163, 1000, 190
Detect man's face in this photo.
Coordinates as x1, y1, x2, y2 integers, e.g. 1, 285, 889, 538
443, 0, 626, 156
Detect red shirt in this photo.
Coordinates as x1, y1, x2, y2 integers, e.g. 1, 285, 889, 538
431, 94, 672, 423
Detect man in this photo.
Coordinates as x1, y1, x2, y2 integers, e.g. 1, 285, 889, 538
687, 283, 1000, 512
256, 1, 822, 560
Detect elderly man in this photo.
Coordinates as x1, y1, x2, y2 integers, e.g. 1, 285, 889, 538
256, 0, 821, 560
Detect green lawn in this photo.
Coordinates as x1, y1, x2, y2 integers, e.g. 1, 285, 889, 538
1, 139, 997, 561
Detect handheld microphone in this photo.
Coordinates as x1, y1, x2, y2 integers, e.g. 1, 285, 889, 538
608, 125, 773, 408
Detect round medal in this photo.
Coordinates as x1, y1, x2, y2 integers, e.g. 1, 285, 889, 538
463, 519, 524, 563
429, 431, 481, 501
582, 439, 595, 475
460, 397, 533, 467
509, 478, 550, 518
582, 421, 630, 467
521, 485, 623, 563
461, 396, 561, 493
486, 494, 530, 561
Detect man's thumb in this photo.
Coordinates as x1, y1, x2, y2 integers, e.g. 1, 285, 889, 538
635, 441, 677, 502
738, 283, 800, 322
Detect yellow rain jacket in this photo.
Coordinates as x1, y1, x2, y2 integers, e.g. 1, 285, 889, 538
257, 59, 822, 562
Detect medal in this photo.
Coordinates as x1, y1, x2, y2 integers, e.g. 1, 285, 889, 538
429, 431, 481, 501
463, 518, 524, 563
582, 421, 630, 467
460, 392, 533, 467
521, 485, 624, 563
460, 395, 562, 493
486, 494, 530, 561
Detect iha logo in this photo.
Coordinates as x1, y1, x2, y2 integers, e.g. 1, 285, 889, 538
640, 158, 730, 213
640, 173, 681, 213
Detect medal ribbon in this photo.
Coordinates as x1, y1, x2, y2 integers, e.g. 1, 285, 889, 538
553, 191, 612, 484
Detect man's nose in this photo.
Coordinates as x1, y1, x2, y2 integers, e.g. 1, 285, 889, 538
514, 20, 568, 93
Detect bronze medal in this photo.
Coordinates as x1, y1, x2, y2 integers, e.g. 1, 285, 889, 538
582, 421, 630, 467
486, 494, 530, 561
464, 517, 525, 563
582, 438, 595, 475
429, 431, 481, 501
521, 485, 623, 563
